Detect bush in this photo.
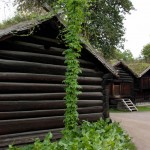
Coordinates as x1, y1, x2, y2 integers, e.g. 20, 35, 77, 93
9, 119, 135, 150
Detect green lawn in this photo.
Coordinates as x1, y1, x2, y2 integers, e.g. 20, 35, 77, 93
137, 106, 150, 111
110, 106, 150, 113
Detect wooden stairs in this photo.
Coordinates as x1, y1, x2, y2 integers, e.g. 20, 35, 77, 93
121, 99, 138, 112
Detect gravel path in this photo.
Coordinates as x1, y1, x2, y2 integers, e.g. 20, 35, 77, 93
110, 112, 150, 150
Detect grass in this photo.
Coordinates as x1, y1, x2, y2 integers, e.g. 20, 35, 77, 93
0, 14, 34, 29
0, 12, 52, 30
127, 141, 137, 150
128, 62, 150, 75
137, 106, 150, 111
109, 108, 129, 113
110, 106, 150, 113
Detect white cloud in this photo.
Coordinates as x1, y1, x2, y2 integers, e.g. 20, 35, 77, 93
0, 0, 16, 22
124, 0, 150, 58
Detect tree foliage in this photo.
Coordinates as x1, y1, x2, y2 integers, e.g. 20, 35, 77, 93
142, 43, 150, 62
112, 49, 134, 62
14, 0, 133, 59
122, 49, 134, 62
86, 0, 134, 59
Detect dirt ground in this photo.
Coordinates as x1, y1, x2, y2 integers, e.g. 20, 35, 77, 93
110, 112, 150, 150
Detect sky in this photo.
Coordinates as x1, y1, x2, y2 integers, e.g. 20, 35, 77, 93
0, 0, 150, 58
0, 0, 15, 21
123, 0, 150, 58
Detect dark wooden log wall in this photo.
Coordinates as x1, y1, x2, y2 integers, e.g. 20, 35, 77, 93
0, 19, 109, 148
136, 70, 150, 102
115, 66, 134, 82
110, 65, 134, 99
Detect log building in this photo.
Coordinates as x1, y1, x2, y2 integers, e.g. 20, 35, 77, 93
0, 15, 117, 148
136, 66, 150, 102
109, 61, 138, 106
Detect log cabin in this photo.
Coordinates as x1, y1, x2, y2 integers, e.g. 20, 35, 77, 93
0, 15, 118, 148
109, 61, 138, 107
136, 66, 150, 103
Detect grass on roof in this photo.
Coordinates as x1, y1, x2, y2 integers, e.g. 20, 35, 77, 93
128, 62, 150, 75
0, 12, 51, 30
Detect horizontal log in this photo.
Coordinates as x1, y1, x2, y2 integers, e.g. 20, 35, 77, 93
0, 116, 64, 135
0, 113, 102, 135
118, 75, 131, 78
116, 69, 126, 72
0, 128, 63, 150
4, 41, 65, 56
0, 59, 102, 77
120, 78, 133, 81
0, 106, 103, 119
4, 41, 64, 56
0, 100, 103, 111
119, 76, 133, 79
0, 72, 103, 85
0, 50, 94, 69
118, 74, 133, 78
27, 35, 62, 46
79, 76, 103, 85
118, 72, 130, 76
0, 82, 65, 93
113, 79, 132, 83
0, 92, 103, 101
0, 82, 103, 93
14, 36, 65, 49
116, 70, 129, 74
0, 128, 63, 148
0, 49, 65, 65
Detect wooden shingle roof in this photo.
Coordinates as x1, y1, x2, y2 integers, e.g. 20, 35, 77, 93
0, 15, 118, 77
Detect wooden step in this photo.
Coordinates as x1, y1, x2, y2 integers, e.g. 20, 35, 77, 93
121, 99, 138, 112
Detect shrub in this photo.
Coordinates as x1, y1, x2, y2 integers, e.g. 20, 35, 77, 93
9, 119, 135, 150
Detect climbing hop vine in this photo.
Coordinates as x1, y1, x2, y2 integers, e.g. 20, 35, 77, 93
57, 0, 91, 132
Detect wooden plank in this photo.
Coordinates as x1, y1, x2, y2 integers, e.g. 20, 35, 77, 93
0, 82, 103, 93
0, 82, 65, 93
3, 41, 64, 56
0, 72, 65, 83
7, 40, 45, 49
0, 59, 101, 77
15, 36, 64, 48
0, 106, 103, 119
0, 50, 94, 68
0, 128, 63, 148
0, 72, 103, 85
29, 35, 61, 45
0, 113, 102, 135
0, 109, 65, 119
0, 92, 103, 101
0, 50, 65, 65
118, 72, 130, 76
0, 116, 65, 135
0, 111, 103, 147
0, 100, 103, 111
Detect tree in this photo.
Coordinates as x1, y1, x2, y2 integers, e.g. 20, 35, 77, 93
142, 43, 150, 62
122, 49, 134, 62
14, 0, 134, 59
112, 49, 124, 60
87, 0, 134, 59
112, 49, 134, 62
